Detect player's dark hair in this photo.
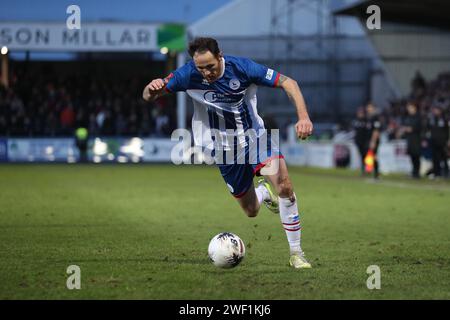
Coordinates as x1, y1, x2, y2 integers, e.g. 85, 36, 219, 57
188, 37, 221, 58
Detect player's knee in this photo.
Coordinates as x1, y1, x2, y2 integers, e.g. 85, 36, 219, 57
278, 177, 294, 198
244, 206, 259, 218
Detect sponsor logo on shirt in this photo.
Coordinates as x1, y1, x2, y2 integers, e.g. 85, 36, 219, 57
265, 69, 274, 80
203, 91, 242, 103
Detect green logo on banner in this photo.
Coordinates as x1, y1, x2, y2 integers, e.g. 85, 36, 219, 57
157, 24, 186, 52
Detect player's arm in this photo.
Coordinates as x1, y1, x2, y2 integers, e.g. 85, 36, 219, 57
276, 74, 313, 140
142, 78, 170, 102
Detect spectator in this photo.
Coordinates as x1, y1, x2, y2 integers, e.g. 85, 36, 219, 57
401, 102, 422, 179
411, 70, 426, 100
365, 103, 382, 180
426, 106, 449, 178
60, 103, 75, 135
75, 127, 89, 163
352, 106, 368, 175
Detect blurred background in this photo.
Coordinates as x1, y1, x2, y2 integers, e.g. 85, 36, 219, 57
0, 0, 449, 178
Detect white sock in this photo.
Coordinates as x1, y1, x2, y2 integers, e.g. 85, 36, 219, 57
279, 194, 302, 255
255, 184, 269, 205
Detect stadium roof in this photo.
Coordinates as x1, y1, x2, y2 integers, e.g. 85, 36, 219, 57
189, 0, 365, 37
334, 0, 450, 29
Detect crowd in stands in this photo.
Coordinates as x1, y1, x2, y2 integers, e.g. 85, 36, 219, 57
351, 71, 450, 179
381, 71, 450, 140
0, 70, 177, 138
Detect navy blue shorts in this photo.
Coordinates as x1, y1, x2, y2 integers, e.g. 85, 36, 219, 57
216, 133, 283, 198
218, 154, 284, 198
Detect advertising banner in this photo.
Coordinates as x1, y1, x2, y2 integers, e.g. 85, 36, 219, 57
7, 138, 78, 162
0, 22, 161, 52
3, 138, 415, 174
0, 138, 7, 162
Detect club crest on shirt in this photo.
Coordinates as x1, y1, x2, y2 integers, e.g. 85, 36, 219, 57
229, 78, 240, 90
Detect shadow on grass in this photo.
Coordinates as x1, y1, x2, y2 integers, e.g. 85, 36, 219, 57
48, 257, 211, 265
0, 224, 117, 229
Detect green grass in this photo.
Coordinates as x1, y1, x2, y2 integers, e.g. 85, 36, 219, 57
0, 164, 449, 299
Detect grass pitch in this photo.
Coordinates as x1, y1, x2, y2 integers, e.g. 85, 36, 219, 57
0, 164, 449, 299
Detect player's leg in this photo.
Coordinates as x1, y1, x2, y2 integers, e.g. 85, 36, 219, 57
262, 157, 311, 269
235, 186, 259, 218
219, 164, 270, 218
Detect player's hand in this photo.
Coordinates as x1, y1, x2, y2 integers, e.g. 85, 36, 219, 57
143, 78, 168, 101
295, 118, 313, 140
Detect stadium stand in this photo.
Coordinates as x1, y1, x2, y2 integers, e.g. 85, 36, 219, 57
380, 71, 450, 140
0, 68, 177, 138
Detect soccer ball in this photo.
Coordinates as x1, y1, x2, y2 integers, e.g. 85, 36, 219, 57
208, 232, 246, 268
